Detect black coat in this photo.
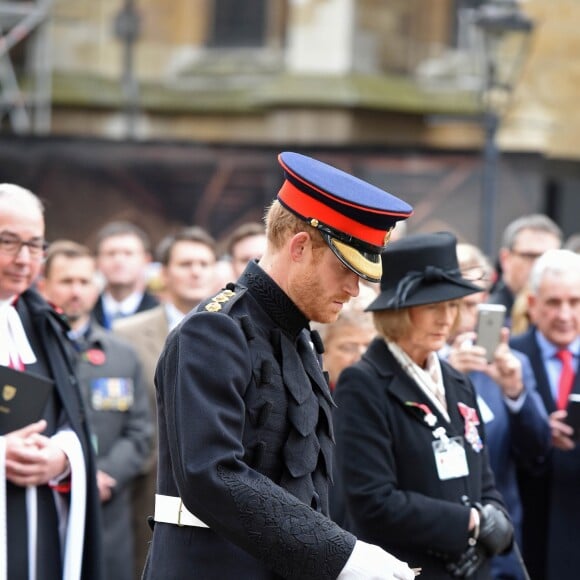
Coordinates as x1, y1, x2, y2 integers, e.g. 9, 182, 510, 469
511, 328, 580, 580
8, 289, 103, 580
333, 338, 507, 580
143, 261, 355, 580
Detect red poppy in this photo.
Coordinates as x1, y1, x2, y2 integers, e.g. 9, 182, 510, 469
85, 349, 106, 365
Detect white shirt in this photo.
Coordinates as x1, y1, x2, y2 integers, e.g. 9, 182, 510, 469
164, 302, 188, 332
102, 290, 144, 320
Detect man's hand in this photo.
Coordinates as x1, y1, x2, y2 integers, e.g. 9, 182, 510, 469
97, 470, 117, 502
447, 332, 488, 374
4, 420, 69, 486
549, 409, 575, 450
486, 329, 524, 399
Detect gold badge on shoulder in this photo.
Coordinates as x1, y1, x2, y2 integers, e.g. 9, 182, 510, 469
204, 289, 236, 312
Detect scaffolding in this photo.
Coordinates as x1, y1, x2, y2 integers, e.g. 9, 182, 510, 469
0, 0, 53, 134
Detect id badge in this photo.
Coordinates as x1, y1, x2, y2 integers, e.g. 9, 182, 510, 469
433, 437, 469, 480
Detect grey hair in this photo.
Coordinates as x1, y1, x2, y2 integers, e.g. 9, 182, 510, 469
501, 214, 562, 250
528, 249, 580, 293
0, 183, 44, 213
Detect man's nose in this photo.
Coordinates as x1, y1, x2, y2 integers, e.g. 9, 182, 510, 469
345, 272, 360, 297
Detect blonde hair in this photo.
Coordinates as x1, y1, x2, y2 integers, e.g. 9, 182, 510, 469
314, 309, 375, 343
373, 309, 413, 342
264, 200, 325, 251
456, 242, 494, 291
373, 303, 462, 342
511, 288, 531, 336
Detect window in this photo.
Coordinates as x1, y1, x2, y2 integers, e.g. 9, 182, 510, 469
208, 0, 268, 48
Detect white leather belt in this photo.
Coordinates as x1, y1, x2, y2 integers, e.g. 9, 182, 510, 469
154, 494, 209, 528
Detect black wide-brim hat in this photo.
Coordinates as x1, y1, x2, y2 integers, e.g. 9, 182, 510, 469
366, 231, 482, 311
277, 152, 413, 283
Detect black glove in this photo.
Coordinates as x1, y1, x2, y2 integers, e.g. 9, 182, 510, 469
477, 503, 513, 556
446, 544, 486, 578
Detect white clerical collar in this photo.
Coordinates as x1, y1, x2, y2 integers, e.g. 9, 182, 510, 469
0, 295, 36, 367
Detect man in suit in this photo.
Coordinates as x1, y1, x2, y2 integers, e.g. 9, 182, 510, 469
39, 240, 153, 580
143, 152, 416, 580
445, 242, 551, 579
0, 184, 102, 579
113, 225, 217, 577
227, 221, 267, 278
510, 248, 580, 579
92, 221, 159, 329
488, 214, 561, 327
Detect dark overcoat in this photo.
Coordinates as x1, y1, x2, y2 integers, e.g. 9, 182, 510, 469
7, 288, 103, 580
511, 328, 580, 580
467, 351, 550, 579
333, 338, 507, 580
143, 261, 356, 580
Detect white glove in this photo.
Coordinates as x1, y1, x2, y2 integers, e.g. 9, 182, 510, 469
337, 540, 415, 580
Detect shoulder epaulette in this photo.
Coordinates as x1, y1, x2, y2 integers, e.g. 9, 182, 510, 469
203, 288, 241, 313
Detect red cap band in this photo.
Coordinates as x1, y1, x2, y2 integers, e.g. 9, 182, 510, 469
278, 179, 389, 247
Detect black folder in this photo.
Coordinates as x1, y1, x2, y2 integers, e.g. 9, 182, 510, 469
0, 366, 54, 435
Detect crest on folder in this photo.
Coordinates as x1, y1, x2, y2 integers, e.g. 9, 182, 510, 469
2, 384, 16, 401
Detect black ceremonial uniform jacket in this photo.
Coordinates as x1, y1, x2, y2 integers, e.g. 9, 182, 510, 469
144, 261, 356, 580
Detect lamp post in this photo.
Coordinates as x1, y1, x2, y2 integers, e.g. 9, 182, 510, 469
473, 0, 534, 256
114, 0, 141, 140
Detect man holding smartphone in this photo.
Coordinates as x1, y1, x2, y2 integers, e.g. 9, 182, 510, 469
510, 248, 580, 580
443, 242, 551, 580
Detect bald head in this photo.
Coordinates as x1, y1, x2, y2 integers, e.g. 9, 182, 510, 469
0, 183, 44, 214
0, 183, 45, 299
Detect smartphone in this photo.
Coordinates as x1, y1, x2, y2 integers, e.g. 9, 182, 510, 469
566, 394, 580, 440
474, 304, 506, 363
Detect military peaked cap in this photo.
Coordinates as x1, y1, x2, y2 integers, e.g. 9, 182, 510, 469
277, 152, 413, 282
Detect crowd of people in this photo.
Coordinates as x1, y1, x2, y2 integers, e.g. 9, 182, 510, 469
0, 154, 579, 580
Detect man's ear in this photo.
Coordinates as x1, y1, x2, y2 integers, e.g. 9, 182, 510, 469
498, 247, 510, 270
526, 292, 536, 314
288, 232, 311, 263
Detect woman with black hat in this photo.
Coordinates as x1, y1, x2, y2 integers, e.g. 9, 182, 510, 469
333, 232, 514, 579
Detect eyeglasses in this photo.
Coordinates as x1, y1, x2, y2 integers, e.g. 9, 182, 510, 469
336, 342, 370, 355
460, 266, 490, 283
510, 249, 544, 261
0, 233, 48, 259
